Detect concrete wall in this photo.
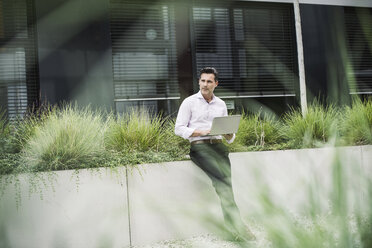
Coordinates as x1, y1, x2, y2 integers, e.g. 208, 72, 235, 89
0, 145, 371, 247
232, 146, 367, 217
0, 168, 130, 248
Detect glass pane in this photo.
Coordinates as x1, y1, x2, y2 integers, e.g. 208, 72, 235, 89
192, 4, 297, 96
0, 47, 27, 118
110, 2, 179, 101
0, 1, 4, 38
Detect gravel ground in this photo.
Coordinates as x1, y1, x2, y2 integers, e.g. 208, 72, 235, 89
132, 231, 270, 248
133, 234, 241, 248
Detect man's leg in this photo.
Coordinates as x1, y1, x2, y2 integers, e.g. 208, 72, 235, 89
189, 143, 247, 236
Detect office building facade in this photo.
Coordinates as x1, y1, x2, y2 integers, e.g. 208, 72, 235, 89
0, 0, 371, 118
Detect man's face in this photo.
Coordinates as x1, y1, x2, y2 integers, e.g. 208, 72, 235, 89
199, 73, 218, 96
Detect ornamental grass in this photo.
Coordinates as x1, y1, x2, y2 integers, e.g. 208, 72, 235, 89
20, 105, 107, 171
339, 98, 372, 145
235, 112, 284, 148
0, 109, 9, 153
104, 108, 165, 153
282, 102, 339, 148
0, 98, 371, 175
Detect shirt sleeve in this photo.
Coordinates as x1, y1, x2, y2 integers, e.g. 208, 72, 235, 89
175, 99, 195, 139
223, 102, 236, 144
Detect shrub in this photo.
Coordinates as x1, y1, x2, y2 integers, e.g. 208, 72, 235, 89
105, 108, 166, 153
6, 107, 53, 154
0, 109, 10, 153
158, 118, 190, 159
20, 105, 107, 171
282, 102, 339, 148
340, 98, 372, 145
235, 112, 284, 148
1, 98, 372, 175
0, 153, 21, 175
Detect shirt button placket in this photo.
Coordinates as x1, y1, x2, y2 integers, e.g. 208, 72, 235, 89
206, 103, 210, 119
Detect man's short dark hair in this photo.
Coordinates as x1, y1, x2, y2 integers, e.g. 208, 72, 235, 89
199, 67, 218, 82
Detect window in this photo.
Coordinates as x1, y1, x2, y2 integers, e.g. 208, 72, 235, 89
0, 1, 4, 38
109, 0, 179, 114
344, 7, 372, 94
0, 0, 39, 119
191, 2, 298, 97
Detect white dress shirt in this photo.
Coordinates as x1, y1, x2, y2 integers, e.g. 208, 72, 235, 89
175, 91, 235, 143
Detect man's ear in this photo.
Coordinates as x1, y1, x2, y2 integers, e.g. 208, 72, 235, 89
215, 81, 219, 87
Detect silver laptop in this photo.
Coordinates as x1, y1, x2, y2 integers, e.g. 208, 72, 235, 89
204, 115, 241, 136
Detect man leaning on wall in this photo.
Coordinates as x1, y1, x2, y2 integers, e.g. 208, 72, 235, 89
174, 67, 255, 242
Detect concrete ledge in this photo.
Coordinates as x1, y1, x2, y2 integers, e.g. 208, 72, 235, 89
231, 146, 364, 217
1, 145, 371, 247
0, 168, 130, 248
128, 161, 222, 246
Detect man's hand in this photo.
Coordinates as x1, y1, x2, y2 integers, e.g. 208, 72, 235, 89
191, 129, 210, 137
223, 133, 234, 140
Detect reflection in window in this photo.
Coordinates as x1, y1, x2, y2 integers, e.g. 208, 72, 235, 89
0, 1, 4, 38
345, 7, 372, 94
192, 4, 297, 96
193, 7, 233, 84
0, 0, 28, 39
110, 1, 179, 114
0, 48, 27, 118
0, 0, 37, 119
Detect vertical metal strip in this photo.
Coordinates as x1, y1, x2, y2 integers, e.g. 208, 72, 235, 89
294, 0, 308, 116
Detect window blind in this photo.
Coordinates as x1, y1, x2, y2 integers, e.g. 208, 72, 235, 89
191, 2, 298, 97
0, 0, 39, 119
344, 7, 372, 94
109, 0, 179, 113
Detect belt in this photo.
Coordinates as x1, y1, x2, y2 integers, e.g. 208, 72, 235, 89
191, 139, 222, 145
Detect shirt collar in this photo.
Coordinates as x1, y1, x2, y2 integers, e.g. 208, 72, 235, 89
197, 91, 215, 103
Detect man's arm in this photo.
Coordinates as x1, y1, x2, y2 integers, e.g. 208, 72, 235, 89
175, 100, 194, 139
175, 99, 210, 139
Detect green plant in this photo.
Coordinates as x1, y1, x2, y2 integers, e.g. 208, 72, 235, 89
20, 105, 108, 171
0, 109, 10, 153
282, 102, 339, 148
105, 108, 166, 153
235, 112, 283, 148
158, 118, 190, 160
0, 153, 21, 175
3, 105, 54, 154
340, 98, 372, 145
1, 98, 372, 176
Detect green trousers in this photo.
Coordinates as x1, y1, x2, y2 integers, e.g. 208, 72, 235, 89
189, 143, 245, 232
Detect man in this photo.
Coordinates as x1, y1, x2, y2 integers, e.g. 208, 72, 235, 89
174, 67, 254, 241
